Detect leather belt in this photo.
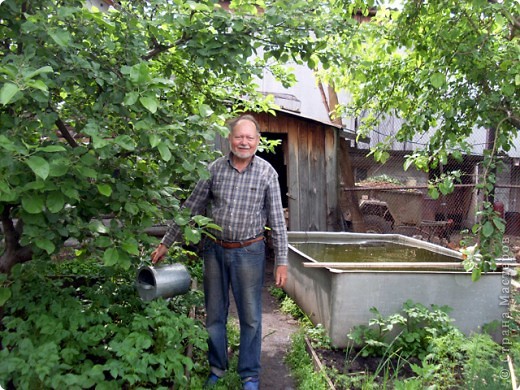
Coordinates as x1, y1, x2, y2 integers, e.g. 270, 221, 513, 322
210, 235, 264, 249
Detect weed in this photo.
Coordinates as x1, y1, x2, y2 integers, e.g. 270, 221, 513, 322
306, 324, 332, 350
320, 300, 518, 389
280, 295, 310, 324
347, 300, 455, 360
286, 330, 330, 389
268, 286, 287, 301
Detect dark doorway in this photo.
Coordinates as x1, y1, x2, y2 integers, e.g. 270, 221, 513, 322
256, 133, 288, 208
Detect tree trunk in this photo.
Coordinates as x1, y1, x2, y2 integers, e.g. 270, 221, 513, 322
338, 138, 366, 232
0, 206, 33, 274
325, 84, 366, 232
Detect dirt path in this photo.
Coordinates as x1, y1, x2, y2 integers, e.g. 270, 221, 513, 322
230, 257, 300, 389
259, 260, 299, 389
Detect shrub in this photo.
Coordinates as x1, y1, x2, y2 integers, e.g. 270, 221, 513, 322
347, 300, 455, 359
0, 258, 207, 389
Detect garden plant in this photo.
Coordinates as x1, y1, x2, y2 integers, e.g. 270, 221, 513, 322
1, 0, 519, 388
283, 296, 520, 390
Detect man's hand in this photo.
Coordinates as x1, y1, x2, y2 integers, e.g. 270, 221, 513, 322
275, 265, 288, 288
151, 243, 168, 264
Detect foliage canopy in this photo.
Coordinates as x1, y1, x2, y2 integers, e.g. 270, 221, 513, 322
318, 0, 519, 275
1, 0, 518, 276
0, 0, 334, 275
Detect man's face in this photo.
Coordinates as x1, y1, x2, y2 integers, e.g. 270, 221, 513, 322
228, 119, 260, 160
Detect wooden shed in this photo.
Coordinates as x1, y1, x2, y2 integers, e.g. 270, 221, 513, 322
217, 110, 343, 232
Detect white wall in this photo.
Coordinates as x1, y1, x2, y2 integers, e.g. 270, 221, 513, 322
257, 65, 520, 157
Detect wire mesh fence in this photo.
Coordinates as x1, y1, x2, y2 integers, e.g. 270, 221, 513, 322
344, 148, 520, 250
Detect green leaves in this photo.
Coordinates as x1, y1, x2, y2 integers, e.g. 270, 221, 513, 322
157, 143, 172, 161
139, 96, 158, 113
26, 156, 50, 180
1, 64, 53, 104
0, 259, 207, 388
479, 209, 505, 239
121, 237, 139, 256
34, 237, 56, 254
0, 83, 20, 105
21, 194, 45, 214
103, 248, 120, 266
430, 72, 446, 88
349, 300, 455, 359
0, 286, 11, 306
37, 145, 66, 153
97, 184, 112, 197
48, 29, 72, 47
114, 135, 135, 151
0, 273, 11, 306
198, 104, 214, 118
46, 191, 65, 213
183, 227, 201, 244
89, 220, 110, 234
373, 149, 390, 164
125, 63, 152, 85
0, 0, 339, 274
148, 134, 160, 148
23, 65, 53, 80
481, 221, 494, 238
438, 177, 454, 195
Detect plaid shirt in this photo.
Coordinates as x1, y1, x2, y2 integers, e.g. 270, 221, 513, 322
161, 154, 288, 266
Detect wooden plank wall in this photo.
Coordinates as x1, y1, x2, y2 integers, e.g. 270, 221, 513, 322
325, 127, 339, 231
253, 112, 339, 232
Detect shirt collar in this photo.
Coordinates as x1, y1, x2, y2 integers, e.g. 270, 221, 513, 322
227, 152, 256, 169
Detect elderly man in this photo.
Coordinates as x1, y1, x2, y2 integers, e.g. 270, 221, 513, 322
151, 114, 288, 390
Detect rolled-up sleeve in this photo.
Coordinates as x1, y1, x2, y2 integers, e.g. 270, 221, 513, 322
161, 178, 211, 248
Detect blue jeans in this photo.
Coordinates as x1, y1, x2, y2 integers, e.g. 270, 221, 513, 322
203, 239, 265, 380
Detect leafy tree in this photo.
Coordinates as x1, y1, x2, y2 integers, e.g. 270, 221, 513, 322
0, 0, 333, 278
318, 0, 519, 277
0, 3, 356, 385
3, 0, 514, 282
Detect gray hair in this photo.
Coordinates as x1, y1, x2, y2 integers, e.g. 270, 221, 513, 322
227, 114, 261, 135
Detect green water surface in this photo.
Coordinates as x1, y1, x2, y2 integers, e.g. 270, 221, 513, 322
291, 241, 458, 263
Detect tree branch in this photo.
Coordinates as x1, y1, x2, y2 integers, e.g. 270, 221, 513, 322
142, 43, 173, 60
55, 117, 79, 148
0, 205, 33, 274
497, 106, 520, 130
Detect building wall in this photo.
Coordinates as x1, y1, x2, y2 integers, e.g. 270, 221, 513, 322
258, 62, 520, 159
252, 112, 341, 232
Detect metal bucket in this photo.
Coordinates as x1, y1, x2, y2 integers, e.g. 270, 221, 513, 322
136, 263, 191, 301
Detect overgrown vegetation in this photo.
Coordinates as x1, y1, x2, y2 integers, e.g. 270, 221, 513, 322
2, 0, 519, 387
0, 252, 211, 389
286, 331, 332, 390
338, 300, 516, 389
277, 287, 520, 390
347, 300, 455, 360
